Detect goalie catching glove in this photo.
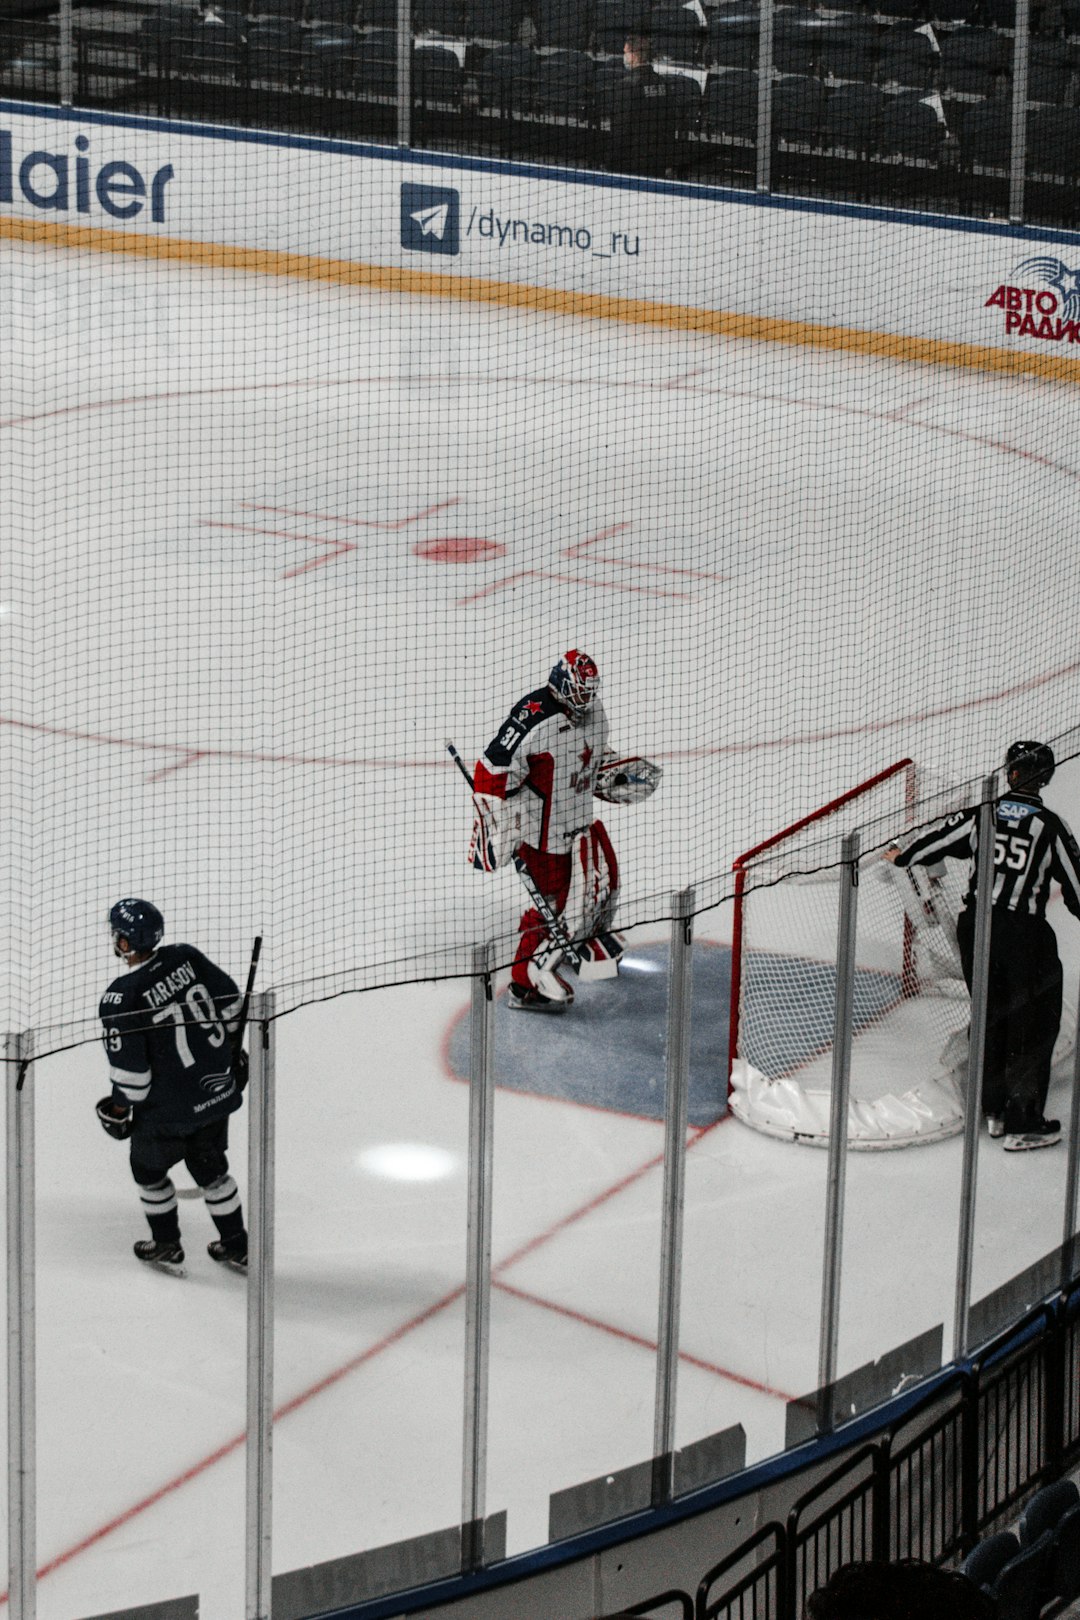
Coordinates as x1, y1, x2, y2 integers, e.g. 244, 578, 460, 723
96, 1095, 132, 1140
594, 755, 663, 806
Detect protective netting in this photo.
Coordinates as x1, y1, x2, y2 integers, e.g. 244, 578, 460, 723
2, 118, 1080, 1057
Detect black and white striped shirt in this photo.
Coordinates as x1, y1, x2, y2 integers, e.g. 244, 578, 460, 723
895, 791, 1080, 920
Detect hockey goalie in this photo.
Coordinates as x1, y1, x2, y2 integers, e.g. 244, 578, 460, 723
470, 650, 662, 1012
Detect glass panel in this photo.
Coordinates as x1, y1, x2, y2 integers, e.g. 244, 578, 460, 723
34, 1040, 243, 1620
677, 890, 829, 1479
271, 980, 468, 1604
485, 919, 666, 1555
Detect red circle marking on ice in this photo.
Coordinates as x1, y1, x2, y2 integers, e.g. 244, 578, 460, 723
413, 537, 505, 563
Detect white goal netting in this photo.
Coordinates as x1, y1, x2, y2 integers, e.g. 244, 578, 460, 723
727, 761, 1076, 1150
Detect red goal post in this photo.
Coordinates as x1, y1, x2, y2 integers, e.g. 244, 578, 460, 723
727, 758, 917, 1089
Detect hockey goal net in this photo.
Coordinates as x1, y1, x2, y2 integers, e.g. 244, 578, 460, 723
728, 760, 975, 1149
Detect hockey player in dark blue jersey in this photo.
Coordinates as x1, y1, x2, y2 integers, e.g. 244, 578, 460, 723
97, 898, 249, 1275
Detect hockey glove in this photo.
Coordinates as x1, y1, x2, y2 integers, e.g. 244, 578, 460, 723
468, 794, 503, 872
233, 1049, 250, 1092
594, 756, 663, 806
96, 1095, 132, 1141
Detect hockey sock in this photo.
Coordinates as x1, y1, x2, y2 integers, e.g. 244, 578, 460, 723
139, 1177, 180, 1243
202, 1173, 245, 1245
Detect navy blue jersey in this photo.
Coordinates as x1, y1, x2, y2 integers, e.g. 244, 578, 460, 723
99, 943, 243, 1133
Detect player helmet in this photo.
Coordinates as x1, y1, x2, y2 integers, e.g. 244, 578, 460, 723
548, 650, 600, 721
1005, 740, 1055, 791
109, 898, 164, 956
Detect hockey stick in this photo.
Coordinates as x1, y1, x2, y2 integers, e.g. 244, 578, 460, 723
176, 935, 262, 1198
445, 739, 583, 970
231, 933, 264, 1066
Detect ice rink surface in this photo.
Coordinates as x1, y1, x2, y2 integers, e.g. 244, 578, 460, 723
3, 237, 1080, 1617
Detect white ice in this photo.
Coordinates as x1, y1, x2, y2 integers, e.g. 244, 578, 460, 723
2, 235, 1080, 1618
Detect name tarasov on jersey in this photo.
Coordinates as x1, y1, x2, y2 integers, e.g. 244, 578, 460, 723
99, 943, 243, 1132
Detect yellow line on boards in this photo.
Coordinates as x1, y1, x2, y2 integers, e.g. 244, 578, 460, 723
3, 210, 1079, 384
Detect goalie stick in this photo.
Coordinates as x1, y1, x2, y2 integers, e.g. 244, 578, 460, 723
445, 738, 583, 971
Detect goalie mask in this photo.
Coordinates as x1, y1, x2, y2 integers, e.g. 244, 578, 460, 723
595, 755, 663, 806
1005, 740, 1055, 791
548, 650, 600, 722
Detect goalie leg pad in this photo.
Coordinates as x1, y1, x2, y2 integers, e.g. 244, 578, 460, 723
563, 822, 621, 978
511, 850, 573, 991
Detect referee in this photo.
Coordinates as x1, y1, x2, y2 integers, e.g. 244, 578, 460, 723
886, 741, 1080, 1152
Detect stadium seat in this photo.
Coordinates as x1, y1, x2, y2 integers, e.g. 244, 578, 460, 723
990, 1532, 1054, 1620
649, 6, 707, 64
248, 0, 298, 20
1020, 1478, 1080, 1544
707, 8, 760, 69
981, 0, 1016, 24
701, 67, 757, 137
412, 42, 463, 101
475, 41, 538, 106
930, 0, 976, 22
415, 0, 465, 30
957, 99, 1012, 163
594, 0, 649, 54
1028, 104, 1080, 170
880, 88, 946, 155
247, 16, 302, 77
354, 26, 397, 91
536, 0, 592, 50
962, 1532, 1022, 1590
878, 24, 941, 90
299, 24, 357, 87
180, 15, 246, 74
939, 26, 1007, 95
1044, 1505, 1080, 1603
817, 20, 882, 82
534, 48, 594, 115
465, 0, 526, 41
874, 0, 927, 19
661, 67, 703, 131
305, 0, 355, 24
773, 13, 839, 75
821, 82, 889, 149
1026, 39, 1072, 102
772, 74, 826, 142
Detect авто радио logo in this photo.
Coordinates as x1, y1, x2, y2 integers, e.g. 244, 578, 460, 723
985, 256, 1080, 343
400, 183, 460, 255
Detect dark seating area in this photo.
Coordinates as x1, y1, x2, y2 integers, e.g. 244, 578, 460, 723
3, 0, 1079, 225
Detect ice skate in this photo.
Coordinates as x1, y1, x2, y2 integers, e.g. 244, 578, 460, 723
508, 982, 568, 1013
208, 1237, 248, 1273
133, 1238, 186, 1276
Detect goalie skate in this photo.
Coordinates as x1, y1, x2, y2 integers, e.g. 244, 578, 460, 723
509, 982, 570, 1013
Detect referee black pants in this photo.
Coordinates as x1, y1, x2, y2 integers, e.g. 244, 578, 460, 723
956, 906, 1062, 1131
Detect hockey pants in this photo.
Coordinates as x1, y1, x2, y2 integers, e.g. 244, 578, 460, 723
130, 1116, 245, 1246
956, 906, 1061, 1132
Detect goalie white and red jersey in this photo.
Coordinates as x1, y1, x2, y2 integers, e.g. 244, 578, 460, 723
474, 685, 610, 855
470, 651, 661, 1004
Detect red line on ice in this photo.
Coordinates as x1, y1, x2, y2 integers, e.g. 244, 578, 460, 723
241, 498, 462, 530
493, 1280, 793, 1401
202, 520, 355, 577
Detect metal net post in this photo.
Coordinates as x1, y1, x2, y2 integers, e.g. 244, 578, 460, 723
817, 832, 859, 1430
953, 779, 996, 1360
462, 943, 495, 1569
246, 992, 276, 1620
7, 1031, 35, 1620
653, 888, 694, 1503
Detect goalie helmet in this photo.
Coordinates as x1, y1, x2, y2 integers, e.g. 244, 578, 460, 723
1004, 740, 1055, 791
109, 897, 164, 956
548, 650, 600, 720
